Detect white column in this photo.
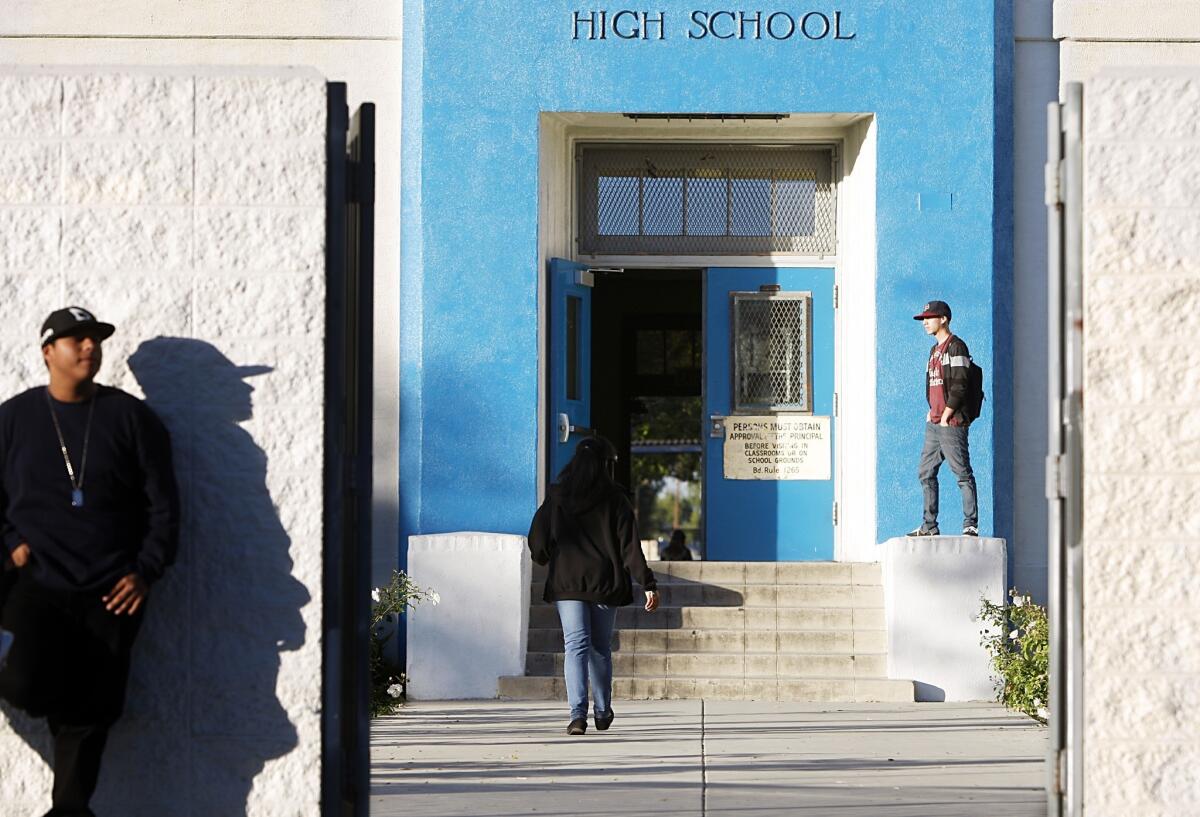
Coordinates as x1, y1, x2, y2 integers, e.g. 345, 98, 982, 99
406, 532, 532, 700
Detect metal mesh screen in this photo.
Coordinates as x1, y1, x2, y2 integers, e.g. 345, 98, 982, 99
732, 292, 813, 413
578, 144, 836, 255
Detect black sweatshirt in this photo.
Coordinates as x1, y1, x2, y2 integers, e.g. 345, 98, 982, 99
527, 485, 657, 606
0, 385, 180, 592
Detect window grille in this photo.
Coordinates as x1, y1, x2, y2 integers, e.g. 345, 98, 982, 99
732, 292, 813, 413
577, 143, 836, 256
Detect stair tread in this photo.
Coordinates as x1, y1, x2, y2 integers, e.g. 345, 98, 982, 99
526, 626, 886, 633
528, 604, 886, 610
501, 676, 902, 681
526, 649, 887, 657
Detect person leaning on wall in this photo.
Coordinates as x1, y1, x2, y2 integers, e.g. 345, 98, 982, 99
0, 307, 180, 817
527, 436, 659, 736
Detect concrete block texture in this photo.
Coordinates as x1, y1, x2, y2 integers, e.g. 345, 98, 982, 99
63, 74, 193, 138
64, 142, 193, 205
407, 533, 533, 700
0, 208, 58, 271
0, 142, 59, 203
196, 75, 325, 140
1085, 70, 1200, 812
0, 75, 60, 138
0, 68, 327, 816
881, 536, 1007, 702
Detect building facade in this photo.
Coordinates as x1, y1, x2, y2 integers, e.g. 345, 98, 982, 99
402, 2, 1019, 565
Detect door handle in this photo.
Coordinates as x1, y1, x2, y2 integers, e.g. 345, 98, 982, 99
709, 415, 726, 438
557, 412, 596, 444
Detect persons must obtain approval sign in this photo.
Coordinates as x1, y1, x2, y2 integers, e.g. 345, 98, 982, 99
722, 416, 831, 480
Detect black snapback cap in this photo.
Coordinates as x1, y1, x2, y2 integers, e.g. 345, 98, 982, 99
40, 307, 116, 347
913, 300, 952, 320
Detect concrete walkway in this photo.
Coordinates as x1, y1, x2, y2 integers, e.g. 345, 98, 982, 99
371, 700, 1048, 817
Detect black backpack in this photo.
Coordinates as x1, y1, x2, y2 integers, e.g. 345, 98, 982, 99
965, 358, 985, 422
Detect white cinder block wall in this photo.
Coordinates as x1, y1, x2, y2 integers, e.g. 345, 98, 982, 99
1083, 71, 1200, 814
0, 68, 327, 816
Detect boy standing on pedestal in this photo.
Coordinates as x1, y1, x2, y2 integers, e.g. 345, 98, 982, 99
907, 300, 979, 538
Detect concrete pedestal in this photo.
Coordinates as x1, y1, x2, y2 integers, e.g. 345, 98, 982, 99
882, 536, 1007, 702
406, 532, 531, 700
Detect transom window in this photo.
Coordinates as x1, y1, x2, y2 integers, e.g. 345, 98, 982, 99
577, 143, 836, 256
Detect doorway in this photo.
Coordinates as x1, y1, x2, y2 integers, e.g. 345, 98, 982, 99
591, 268, 704, 560
549, 260, 837, 561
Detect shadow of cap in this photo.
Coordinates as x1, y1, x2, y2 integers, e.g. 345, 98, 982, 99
128, 338, 274, 401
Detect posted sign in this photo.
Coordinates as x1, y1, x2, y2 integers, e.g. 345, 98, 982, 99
722, 415, 831, 480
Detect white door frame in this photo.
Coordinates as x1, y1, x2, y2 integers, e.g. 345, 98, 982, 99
536, 113, 879, 562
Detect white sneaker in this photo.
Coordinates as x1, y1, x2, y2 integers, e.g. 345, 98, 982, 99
963, 525, 979, 536
0, 628, 12, 669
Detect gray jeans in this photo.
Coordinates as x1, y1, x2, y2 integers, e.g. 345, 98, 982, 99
918, 421, 978, 530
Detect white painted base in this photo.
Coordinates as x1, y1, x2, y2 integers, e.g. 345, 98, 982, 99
881, 536, 1007, 702
406, 532, 531, 700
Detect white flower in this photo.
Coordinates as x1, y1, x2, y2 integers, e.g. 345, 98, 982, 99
371, 589, 381, 603
1008, 629, 1019, 640
428, 590, 441, 606
1037, 706, 1049, 720
387, 683, 403, 698
1012, 596, 1024, 607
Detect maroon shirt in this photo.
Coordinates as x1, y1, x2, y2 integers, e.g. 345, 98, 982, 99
927, 337, 965, 426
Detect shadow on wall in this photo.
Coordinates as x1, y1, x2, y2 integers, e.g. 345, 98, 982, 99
2, 338, 311, 816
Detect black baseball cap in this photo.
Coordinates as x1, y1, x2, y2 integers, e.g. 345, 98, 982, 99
40, 307, 116, 347
913, 300, 952, 320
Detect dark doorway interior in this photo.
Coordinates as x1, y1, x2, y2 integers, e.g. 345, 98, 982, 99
590, 269, 704, 559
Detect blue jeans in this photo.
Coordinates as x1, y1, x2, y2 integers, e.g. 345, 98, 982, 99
918, 421, 978, 530
555, 600, 617, 720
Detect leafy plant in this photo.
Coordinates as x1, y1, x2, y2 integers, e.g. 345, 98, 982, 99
370, 570, 439, 717
979, 588, 1049, 724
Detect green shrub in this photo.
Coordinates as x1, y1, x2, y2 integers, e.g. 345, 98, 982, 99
370, 569, 439, 718
979, 588, 1048, 724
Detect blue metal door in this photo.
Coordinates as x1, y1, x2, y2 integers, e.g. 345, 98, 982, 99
704, 267, 836, 561
549, 258, 593, 480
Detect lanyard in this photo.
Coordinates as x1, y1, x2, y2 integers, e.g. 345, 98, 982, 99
45, 386, 95, 508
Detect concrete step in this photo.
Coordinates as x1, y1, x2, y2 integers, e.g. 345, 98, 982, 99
530, 561, 882, 586
526, 627, 888, 655
498, 674, 914, 703
530, 582, 883, 608
527, 604, 885, 631
524, 651, 888, 678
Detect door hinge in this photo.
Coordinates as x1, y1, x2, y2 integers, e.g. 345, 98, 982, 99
834, 392, 839, 417
833, 284, 839, 309
1045, 159, 1064, 207
1053, 748, 1067, 796
832, 501, 839, 526
1045, 454, 1067, 500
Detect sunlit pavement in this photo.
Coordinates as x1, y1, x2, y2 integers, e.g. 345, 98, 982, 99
371, 700, 1047, 817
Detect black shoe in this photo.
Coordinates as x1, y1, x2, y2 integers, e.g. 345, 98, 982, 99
595, 710, 615, 731
963, 525, 979, 536
906, 526, 939, 536
567, 718, 587, 735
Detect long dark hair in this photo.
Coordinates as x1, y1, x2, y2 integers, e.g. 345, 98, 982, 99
554, 435, 618, 511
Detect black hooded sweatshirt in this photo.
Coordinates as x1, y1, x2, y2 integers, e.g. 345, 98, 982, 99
527, 484, 657, 606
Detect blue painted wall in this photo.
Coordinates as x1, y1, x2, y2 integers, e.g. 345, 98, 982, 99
401, 1, 1014, 551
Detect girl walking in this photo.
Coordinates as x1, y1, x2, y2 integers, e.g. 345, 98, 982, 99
528, 437, 659, 735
